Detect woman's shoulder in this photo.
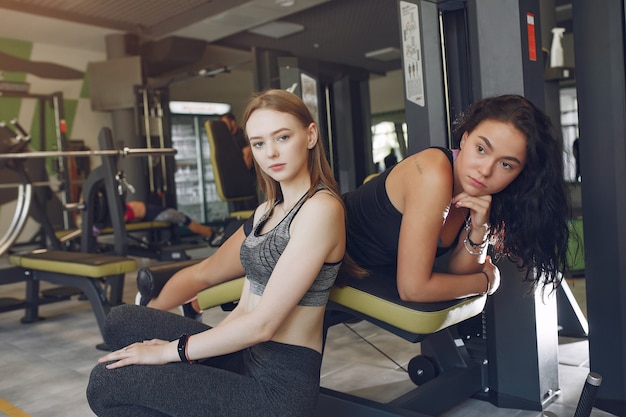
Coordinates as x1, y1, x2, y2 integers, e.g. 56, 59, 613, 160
289, 190, 344, 243
306, 189, 342, 210
387, 148, 453, 205
296, 190, 343, 222
416, 147, 453, 164
392, 148, 453, 182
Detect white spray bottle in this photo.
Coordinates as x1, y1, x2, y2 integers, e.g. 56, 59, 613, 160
550, 27, 565, 68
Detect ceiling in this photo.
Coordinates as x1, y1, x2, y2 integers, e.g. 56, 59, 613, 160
0, 0, 574, 82
0, 0, 406, 78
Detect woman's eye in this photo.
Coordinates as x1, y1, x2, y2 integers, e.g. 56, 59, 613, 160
502, 162, 512, 170
476, 145, 485, 153
251, 141, 263, 148
277, 135, 289, 142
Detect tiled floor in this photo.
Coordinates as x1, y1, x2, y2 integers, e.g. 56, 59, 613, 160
0, 247, 616, 417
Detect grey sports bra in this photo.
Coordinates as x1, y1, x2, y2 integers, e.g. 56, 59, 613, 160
240, 189, 341, 307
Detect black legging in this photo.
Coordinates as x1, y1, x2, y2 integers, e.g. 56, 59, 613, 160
87, 305, 322, 417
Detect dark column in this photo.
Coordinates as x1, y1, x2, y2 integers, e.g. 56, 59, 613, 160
104, 34, 147, 202
466, 0, 544, 102
250, 50, 372, 191
572, 1, 626, 414
251, 47, 281, 91
539, 0, 562, 132
465, 0, 560, 410
331, 74, 372, 192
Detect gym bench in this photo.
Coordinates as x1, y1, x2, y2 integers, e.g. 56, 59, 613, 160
56, 221, 172, 243
9, 250, 137, 343
136, 262, 487, 416
317, 266, 487, 416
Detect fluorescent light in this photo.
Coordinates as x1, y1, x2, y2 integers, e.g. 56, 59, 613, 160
275, 0, 296, 6
169, 101, 231, 115
365, 47, 402, 62
248, 21, 304, 39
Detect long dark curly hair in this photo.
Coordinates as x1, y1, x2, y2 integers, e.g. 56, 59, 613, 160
453, 95, 571, 291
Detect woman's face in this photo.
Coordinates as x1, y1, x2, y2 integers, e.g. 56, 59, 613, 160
456, 119, 527, 196
245, 108, 317, 183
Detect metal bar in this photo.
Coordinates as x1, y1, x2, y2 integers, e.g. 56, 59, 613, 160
52, 92, 74, 230
0, 180, 86, 190
155, 92, 168, 196
0, 148, 176, 159
141, 88, 155, 193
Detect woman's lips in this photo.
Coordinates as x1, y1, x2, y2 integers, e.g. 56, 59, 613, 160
468, 176, 486, 189
269, 163, 285, 171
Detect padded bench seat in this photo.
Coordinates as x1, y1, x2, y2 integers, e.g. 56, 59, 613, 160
137, 259, 246, 311
195, 274, 485, 339
56, 221, 171, 241
318, 267, 487, 416
148, 262, 486, 340
328, 266, 486, 341
9, 250, 137, 341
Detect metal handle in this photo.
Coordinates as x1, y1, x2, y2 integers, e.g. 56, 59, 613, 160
573, 372, 602, 417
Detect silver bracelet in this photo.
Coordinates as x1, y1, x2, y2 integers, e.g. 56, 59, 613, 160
463, 218, 488, 255
463, 236, 485, 255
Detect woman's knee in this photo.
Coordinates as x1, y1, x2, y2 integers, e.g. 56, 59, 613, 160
86, 363, 116, 414
103, 304, 146, 349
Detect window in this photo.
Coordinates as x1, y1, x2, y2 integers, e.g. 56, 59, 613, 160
560, 87, 579, 182
371, 120, 407, 171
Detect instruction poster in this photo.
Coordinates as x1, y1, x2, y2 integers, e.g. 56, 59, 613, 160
400, 1, 425, 107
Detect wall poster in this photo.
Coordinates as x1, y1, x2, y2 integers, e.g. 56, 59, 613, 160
400, 1, 425, 107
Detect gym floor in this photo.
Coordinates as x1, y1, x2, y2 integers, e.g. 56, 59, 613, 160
0, 246, 616, 417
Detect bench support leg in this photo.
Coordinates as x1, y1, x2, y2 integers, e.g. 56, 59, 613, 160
316, 387, 430, 417
106, 275, 125, 306
24, 271, 115, 341
389, 328, 483, 416
21, 272, 43, 323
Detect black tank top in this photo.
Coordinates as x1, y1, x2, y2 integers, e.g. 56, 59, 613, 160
343, 147, 456, 268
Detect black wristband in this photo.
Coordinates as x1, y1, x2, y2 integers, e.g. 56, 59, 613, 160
177, 334, 193, 364
464, 217, 487, 248
467, 233, 486, 248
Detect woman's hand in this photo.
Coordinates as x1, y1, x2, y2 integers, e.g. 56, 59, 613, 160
452, 192, 491, 230
98, 339, 174, 369
482, 256, 500, 295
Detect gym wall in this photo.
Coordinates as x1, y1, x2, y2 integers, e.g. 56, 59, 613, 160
0, 36, 112, 161
0, 36, 112, 243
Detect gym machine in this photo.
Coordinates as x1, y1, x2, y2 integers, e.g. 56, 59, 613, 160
314, 0, 589, 414
400, 0, 559, 412
0, 126, 175, 316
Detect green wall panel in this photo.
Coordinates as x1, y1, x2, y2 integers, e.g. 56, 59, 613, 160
80, 72, 91, 99
0, 37, 32, 82
0, 38, 32, 131
0, 97, 22, 124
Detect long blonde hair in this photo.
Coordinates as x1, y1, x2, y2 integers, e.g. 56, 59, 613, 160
242, 89, 366, 282
242, 89, 340, 205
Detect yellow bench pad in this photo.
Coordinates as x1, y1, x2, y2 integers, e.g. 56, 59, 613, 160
9, 250, 137, 278
195, 270, 485, 336
55, 221, 171, 240
328, 265, 486, 335
197, 277, 246, 310
329, 285, 485, 335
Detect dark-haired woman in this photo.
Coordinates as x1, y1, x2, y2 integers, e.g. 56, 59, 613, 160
344, 94, 570, 302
